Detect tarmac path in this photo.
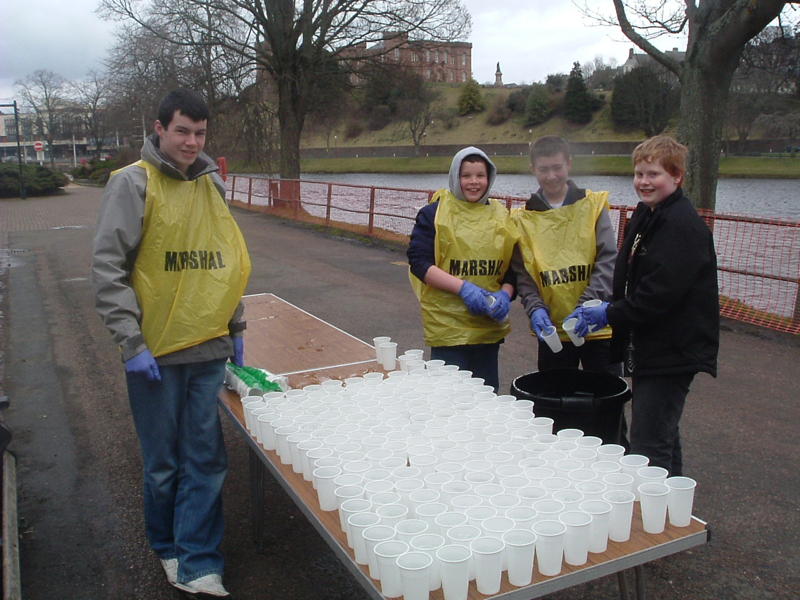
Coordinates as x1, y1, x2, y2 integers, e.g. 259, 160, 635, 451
0, 184, 797, 599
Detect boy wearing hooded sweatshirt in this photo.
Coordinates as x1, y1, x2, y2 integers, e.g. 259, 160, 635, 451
407, 146, 517, 391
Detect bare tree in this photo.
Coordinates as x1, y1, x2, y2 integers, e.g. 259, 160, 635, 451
579, 1, 799, 210
100, 0, 471, 179
15, 70, 68, 168
72, 71, 112, 158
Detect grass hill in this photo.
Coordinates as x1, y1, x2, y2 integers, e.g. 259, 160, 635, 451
300, 83, 659, 149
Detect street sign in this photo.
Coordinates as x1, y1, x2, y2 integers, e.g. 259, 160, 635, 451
33, 141, 44, 152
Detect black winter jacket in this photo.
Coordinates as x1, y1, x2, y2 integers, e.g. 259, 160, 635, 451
607, 189, 719, 377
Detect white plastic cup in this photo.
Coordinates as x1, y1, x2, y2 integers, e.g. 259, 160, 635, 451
334, 485, 365, 529
374, 540, 409, 597
603, 472, 635, 493
562, 317, 585, 347
470, 536, 505, 595
376, 503, 409, 528
313, 466, 343, 511
596, 444, 626, 461
409, 533, 445, 591
348, 511, 381, 564
540, 325, 563, 353
396, 551, 433, 600
362, 524, 396, 579
373, 336, 391, 362
339, 498, 372, 547
502, 529, 537, 587
619, 454, 650, 499
638, 465, 669, 485
395, 518, 429, 544
446, 525, 481, 580
532, 520, 566, 577
436, 544, 471, 600
434, 511, 469, 535
665, 476, 697, 527
638, 482, 670, 534
378, 341, 398, 371
603, 490, 636, 542
582, 299, 603, 332
558, 510, 592, 566
579, 499, 612, 553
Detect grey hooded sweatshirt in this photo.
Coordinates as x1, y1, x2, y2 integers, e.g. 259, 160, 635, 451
92, 134, 245, 364
407, 146, 500, 282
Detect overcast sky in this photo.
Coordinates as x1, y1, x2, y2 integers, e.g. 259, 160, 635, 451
0, 0, 687, 104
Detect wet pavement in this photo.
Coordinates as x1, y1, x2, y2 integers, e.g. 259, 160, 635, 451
0, 185, 797, 599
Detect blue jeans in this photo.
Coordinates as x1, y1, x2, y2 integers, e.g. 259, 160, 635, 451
430, 343, 500, 392
126, 359, 228, 583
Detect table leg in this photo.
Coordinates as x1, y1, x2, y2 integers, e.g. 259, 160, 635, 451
248, 446, 266, 551
634, 564, 647, 600
617, 570, 631, 600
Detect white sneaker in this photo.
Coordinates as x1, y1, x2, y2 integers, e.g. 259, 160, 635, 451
160, 558, 178, 585
174, 573, 230, 597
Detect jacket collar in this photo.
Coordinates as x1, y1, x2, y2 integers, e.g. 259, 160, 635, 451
526, 180, 586, 211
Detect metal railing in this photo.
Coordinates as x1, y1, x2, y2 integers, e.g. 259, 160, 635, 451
226, 174, 800, 335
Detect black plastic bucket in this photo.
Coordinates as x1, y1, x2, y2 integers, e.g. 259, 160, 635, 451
510, 369, 631, 444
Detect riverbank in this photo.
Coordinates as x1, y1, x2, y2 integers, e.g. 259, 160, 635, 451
289, 154, 800, 178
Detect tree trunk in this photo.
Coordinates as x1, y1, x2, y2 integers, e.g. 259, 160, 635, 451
677, 57, 738, 211
275, 76, 304, 209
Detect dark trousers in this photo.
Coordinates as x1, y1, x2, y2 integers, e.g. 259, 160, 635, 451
630, 373, 695, 476
537, 338, 622, 376
431, 343, 500, 392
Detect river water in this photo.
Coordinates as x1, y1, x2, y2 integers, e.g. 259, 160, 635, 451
300, 173, 800, 221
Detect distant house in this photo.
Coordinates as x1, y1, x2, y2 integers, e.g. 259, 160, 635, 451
621, 47, 685, 74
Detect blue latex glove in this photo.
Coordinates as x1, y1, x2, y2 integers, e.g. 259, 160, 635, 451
458, 281, 490, 315
232, 336, 245, 366
566, 307, 590, 338
531, 308, 554, 340
125, 349, 161, 382
487, 290, 511, 322
583, 301, 610, 332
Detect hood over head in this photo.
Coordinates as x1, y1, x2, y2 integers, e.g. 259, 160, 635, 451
448, 146, 497, 203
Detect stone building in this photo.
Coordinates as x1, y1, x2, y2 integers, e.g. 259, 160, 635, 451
344, 31, 472, 83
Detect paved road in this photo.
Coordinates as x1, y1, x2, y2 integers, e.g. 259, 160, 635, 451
0, 185, 797, 599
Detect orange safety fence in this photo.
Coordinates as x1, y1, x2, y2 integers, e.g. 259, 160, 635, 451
226, 174, 800, 335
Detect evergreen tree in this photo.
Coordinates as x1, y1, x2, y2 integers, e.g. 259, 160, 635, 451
611, 66, 679, 136
564, 62, 596, 124
458, 78, 485, 115
524, 84, 552, 126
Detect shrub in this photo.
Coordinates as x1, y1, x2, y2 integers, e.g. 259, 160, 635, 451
344, 121, 363, 139
367, 105, 392, 130
0, 163, 67, 197
72, 157, 120, 185
457, 79, 485, 116
485, 98, 512, 125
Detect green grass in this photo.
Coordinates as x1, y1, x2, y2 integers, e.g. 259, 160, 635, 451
299, 154, 800, 178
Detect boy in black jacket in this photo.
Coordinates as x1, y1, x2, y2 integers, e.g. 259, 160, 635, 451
582, 135, 719, 475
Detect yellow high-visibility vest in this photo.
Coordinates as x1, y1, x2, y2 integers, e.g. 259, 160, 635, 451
130, 160, 251, 356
